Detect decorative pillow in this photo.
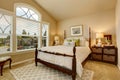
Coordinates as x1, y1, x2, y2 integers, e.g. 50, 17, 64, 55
67, 39, 72, 42
69, 42, 75, 46
63, 39, 75, 46
73, 39, 80, 46
63, 40, 69, 46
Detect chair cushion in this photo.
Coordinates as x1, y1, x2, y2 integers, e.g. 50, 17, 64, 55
0, 56, 11, 62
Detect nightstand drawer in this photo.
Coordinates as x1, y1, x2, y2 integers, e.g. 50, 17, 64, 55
103, 55, 115, 62
92, 48, 102, 53
92, 54, 102, 60
103, 49, 116, 55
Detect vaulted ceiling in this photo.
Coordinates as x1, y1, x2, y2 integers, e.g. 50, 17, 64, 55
35, 0, 116, 21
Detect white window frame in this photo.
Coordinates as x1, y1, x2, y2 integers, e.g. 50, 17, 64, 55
0, 8, 13, 54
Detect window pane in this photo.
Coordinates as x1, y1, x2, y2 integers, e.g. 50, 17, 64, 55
16, 18, 40, 36
42, 23, 49, 47
0, 34, 11, 53
0, 13, 12, 54
42, 24, 48, 37
0, 14, 11, 34
16, 7, 39, 21
16, 17, 40, 50
17, 36, 38, 50
42, 37, 46, 47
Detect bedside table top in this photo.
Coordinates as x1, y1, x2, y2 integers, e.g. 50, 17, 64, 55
91, 45, 116, 48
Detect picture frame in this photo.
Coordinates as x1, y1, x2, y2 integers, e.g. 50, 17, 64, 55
71, 25, 82, 36
104, 35, 112, 44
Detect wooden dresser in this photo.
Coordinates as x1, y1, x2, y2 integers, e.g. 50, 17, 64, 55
91, 46, 117, 65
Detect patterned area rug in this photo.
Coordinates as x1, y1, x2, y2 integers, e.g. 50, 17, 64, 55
10, 63, 94, 80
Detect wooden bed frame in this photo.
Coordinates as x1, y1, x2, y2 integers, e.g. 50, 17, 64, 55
35, 28, 91, 80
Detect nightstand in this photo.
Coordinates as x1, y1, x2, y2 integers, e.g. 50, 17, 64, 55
91, 46, 117, 65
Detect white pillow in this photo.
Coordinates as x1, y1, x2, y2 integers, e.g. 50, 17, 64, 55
63, 40, 69, 46
63, 40, 75, 46
69, 42, 75, 46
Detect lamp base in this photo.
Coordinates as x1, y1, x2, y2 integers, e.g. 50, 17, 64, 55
96, 42, 102, 47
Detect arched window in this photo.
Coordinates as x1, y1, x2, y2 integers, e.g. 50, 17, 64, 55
16, 6, 41, 50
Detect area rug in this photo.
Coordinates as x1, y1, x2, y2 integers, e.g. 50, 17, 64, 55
10, 63, 94, 80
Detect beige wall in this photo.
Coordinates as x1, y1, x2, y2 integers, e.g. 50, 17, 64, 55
116, 0, 120, 69
0, 0, 57, 64
57, 9, 116, 46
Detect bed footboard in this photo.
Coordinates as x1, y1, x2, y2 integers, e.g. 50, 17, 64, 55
35, 46, 76, 80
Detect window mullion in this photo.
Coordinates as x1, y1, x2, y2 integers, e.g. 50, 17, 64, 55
13, 15, 16, 53
16, 16, 40, 23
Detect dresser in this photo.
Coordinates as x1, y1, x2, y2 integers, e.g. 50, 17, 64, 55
91, 46, 117, 65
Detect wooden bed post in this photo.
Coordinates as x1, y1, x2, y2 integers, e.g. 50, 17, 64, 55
72, 46, 76, 80
35, 45, 38, 66
89, 27, 91, 48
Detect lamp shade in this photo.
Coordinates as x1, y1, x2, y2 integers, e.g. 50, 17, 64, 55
96, 33, 104, 39
54, 36, 59, 41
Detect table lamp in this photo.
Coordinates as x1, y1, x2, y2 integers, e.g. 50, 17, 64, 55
96, 32, 104, 46
54, 35, 59, 45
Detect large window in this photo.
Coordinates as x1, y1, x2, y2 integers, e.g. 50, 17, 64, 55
16, 7, 40, 50
0, 13, 12, 53
0, 5, 50, 53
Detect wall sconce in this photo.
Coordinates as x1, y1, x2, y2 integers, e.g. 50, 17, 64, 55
54, 35, 60, 45
96, 32, 104, 46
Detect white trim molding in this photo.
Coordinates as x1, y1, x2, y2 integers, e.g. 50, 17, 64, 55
4, 58, 34, 68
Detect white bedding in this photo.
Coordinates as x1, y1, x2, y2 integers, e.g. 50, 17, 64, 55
37, 45, 91, 78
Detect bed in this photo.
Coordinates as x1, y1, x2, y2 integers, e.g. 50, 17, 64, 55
35, 27, 91, 80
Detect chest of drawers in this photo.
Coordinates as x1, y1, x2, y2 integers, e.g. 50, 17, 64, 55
91, 46, 117, 65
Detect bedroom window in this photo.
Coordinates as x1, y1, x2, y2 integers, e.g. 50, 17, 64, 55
0, 13, 12, 54
42, 22, 49, 47
16, 7, 40, 51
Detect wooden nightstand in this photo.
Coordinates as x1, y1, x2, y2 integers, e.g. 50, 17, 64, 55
91, 46, 117, 65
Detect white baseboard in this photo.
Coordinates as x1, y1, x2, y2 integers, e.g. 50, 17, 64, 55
4, 58, 34, 68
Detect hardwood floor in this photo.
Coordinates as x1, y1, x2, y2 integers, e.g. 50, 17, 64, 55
84, 60, 120, 80
0, 60, 120, 80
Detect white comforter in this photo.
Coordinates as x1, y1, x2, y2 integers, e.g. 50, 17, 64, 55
37, 45, 91, 78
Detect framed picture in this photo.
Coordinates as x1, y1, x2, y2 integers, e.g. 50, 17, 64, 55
104, 35, 112, 44
71, 25, 82, 36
